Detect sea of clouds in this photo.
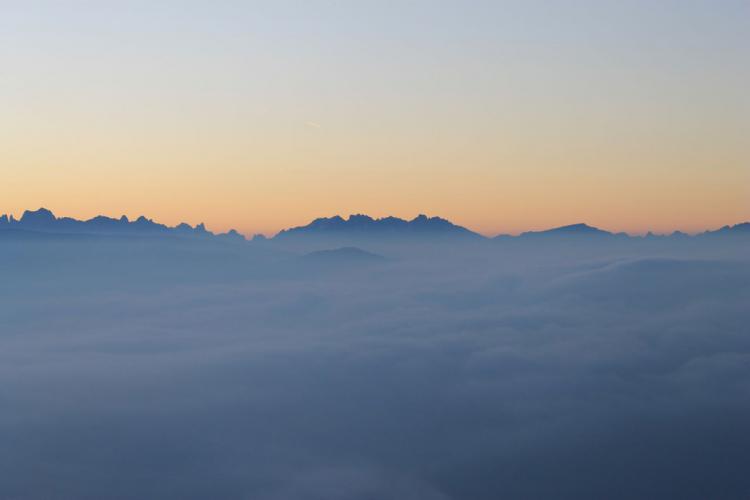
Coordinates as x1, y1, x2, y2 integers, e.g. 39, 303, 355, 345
1, 237, 749, 499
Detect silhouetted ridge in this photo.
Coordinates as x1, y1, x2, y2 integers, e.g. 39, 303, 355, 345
275, 214, 482, 240
20, 207, 56, 226
520, 223, 612, 238
708, 222, 750, 236
2, 207, 749, 244
301, 247, 385, 263
0, 208, 245, 241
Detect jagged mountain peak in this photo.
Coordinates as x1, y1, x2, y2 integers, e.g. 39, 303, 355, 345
275, 213, 482, 240
0, 208, 245, 242
20, 207, 56, 224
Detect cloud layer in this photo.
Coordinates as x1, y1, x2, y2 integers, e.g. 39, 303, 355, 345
1, 239, 749, 499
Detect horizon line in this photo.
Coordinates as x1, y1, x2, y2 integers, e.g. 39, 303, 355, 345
3, 207, 749, 240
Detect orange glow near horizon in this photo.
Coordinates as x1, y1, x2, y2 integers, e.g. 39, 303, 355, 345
2, 2, 748, 237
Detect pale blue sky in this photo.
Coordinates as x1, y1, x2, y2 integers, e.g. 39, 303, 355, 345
2, 1, 748, 234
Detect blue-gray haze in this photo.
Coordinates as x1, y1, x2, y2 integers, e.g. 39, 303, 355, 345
1, 218, 749, 499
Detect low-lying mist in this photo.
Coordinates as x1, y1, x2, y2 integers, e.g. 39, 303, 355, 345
1, 235, 749, 499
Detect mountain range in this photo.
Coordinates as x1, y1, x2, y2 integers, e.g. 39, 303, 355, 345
0, 208, 244, 241
274, 214, 482, 242
1, 208, 748, 243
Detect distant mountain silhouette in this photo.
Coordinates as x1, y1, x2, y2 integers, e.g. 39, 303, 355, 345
2, 208, 748, 246
274, 214, 482, 241
299, 247, 386, 267
0, 208, 245, 241
518, 223, 613, 238
301, 246, 386, 263
281, 247, 388, 276
707, 222, 750, 236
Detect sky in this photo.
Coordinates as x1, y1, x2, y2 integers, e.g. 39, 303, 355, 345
1, 0, 748, 236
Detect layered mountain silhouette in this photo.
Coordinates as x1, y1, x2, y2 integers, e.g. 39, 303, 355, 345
301, 247, 386, 263
710, 222, 750, 236
0, 208, 245, 241
519, 223, 615, 238
275, 214, 482, 241
2, 208, 748, 244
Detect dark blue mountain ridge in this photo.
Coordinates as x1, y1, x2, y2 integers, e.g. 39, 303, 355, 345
2, 208, 748, 242
300, 247, 386, 263
0, 208, 245, 241
274, 214, 483, 240
708, 222, 750, 235
518, 223, 614, 238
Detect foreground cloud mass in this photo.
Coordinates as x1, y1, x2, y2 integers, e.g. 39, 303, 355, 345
1, 231, 749, 499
